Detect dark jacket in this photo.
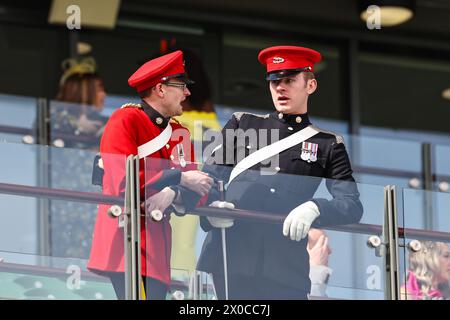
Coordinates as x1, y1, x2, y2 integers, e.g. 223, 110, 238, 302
197, 111, 363, 292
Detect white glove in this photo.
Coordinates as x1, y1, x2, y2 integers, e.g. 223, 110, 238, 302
207, 201, 235, 228
283, 201, 320, 241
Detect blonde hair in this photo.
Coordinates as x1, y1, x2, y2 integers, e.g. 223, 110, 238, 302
59, 57, 97, 87
408, 241, 450, 298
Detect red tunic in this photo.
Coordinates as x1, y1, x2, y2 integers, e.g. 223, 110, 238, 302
87, 105, 198, 285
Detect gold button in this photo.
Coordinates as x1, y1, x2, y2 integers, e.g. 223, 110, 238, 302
170, 155, 175, 160
166, 144, 170, 149
278, 113, 283, 119
288, 127, 293, 131
156, 117, 163, 125
296, 116, 302, 123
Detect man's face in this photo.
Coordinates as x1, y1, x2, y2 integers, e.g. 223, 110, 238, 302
269, 73, 316, 114
161, 80, 191, 117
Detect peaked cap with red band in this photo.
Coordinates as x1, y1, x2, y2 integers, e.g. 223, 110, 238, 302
128, 50, 193, 93
258, 46, 322, 81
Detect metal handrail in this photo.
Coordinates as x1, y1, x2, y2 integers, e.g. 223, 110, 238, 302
193, 207, 450, 242
353, 165, 421, 180
0, 124, 100, 144
0, 125, 33, 136
0, 182, 449, 242
0, 182, 123, 206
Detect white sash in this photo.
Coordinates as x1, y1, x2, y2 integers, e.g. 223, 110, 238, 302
227, 125, 319, 185
138, 123, 172, 159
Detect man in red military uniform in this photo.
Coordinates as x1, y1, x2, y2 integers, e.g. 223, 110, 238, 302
88, 50, 213, 299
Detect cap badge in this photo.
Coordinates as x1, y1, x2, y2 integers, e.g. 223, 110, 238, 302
272, 57, 285, 64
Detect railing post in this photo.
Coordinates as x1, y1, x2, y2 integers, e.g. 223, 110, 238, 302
134, 155, 143, 300
383, 185, 400, 300
421, 142, 434, 229
123, 155, 139, 299
36, 97, 51, 259
36, 97, 50, 146
123, 155, 143, 300
123, 156, 132, 299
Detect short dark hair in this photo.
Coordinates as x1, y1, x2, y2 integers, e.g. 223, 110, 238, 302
302, 72, 315, 81
138, 88, 152, 99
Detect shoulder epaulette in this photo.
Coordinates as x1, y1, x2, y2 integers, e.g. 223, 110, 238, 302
120, 103, 142, 109
311, 125, 344, 144
233, 112, 270, 121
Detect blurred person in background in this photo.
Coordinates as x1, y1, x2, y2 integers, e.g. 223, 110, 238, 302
307, 228, 333, 298
53, 56, 108, 148
49, 56, 109, 260
166, 46, 222, 276
401, 241, 450, 300
174, 47, 221, 144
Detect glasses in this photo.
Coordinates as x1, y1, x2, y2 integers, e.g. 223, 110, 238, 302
163, 82, 188, 90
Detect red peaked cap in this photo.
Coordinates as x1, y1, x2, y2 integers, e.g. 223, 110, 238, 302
128, 50, 192, 93
258, 46, 322, 79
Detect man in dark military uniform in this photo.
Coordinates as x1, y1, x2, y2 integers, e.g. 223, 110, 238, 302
196, 46, 363, 299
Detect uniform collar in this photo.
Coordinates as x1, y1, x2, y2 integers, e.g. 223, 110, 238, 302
271, 111, 311, 128
141, 100, 170, 128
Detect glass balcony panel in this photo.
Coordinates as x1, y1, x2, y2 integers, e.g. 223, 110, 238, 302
0, 142, 126, 299
143, 157, 386, 299
0, 93, 37, 144
400, 187, 450, 300
0, 251, 116, 300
